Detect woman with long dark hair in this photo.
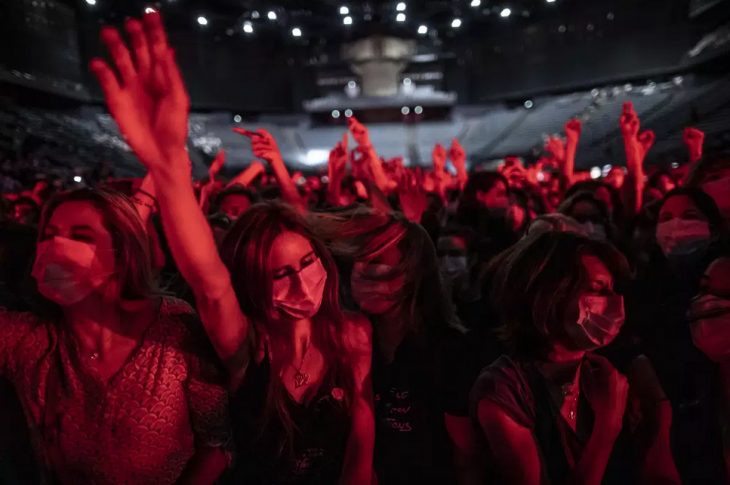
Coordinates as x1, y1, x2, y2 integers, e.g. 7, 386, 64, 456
314, 208, 474, 485
91, 11, 374, 485
0, 188, 232, 485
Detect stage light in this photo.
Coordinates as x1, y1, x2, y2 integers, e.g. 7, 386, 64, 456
672, 162, 679, 169
345, 109, 353, 117
590, 167, 602, 179
268, 11, 277, 20
396, 13, 406, 21
451, 18, 462, 28
74, 176, 82, 183
524, 100, 533, 109
500, 8, 511, 17
251, 11, 260, 19
348, 81, 357, 88
546, 0, 555, 3
471, 0, 481, 6
340, 6, 349, 14
403, 78, 412, 85
145, 7, 156, 13
86, 0, 96, 5
197, 16, 208, 25
344, 16, 352, 25
414, 106, 423, 114
397, 2, 406, 11
292, 27, 302, 36
418, 25, 428, 34
243, 21, 253, 33
332, 110, 341, 118
233, 115, 242, 123
401, 107, 410, 115
306, 150, 330, 166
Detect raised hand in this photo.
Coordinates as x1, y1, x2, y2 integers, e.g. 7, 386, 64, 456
350, 146, 373, 182
448, 138, 466, 169
91, 11, 190, 170
637, 130, 656, 159
433, 144, 447, 173
328, 133, 349, 180
565, 119, 582, 144
208, 150, 225, 181
398, 169, 428, 223
683, 127, 705, 163
234, 128, 282, 164
545, 137, 566, 162
582, 354, 629, 439
348, 117, 371, 147
619, 102, 640, 138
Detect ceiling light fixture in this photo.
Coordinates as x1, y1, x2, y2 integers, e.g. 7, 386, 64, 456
340, 6, 349, 14
500, 8, 511, 17
451, 18, 462, 27
344, 16, 352, 25
414, 106, 423, 114
197, 16, 208, 25
243, 21, 253, 33
401, 107, 410, 115
292, 27, 302, 36
471, 0, 481, 6
145, 7, 156, 13
268, 11, 277, 20
85, 0, 96, 5
396, 2, 406, 11
418, 25, 428, 34
396, 13, 406, 21
345, 109, 353, 117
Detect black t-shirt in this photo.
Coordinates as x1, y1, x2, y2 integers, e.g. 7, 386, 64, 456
229, 355, 351, 485
371, 325, 476, 485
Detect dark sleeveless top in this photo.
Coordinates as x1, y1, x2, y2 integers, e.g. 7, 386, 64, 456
470, 355, 640, 485
229, 354, 351, 485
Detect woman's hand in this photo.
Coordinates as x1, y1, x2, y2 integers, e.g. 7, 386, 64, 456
233, 128, 283, 165
433, 143, 447, 173
683, 127, 704, 163
208, 150, 226, 182
329, 134, 349, 180
348, 117, 371, 147
91, 11, 190, 171
582, 354, 629, 440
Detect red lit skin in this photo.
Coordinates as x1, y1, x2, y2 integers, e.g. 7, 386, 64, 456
92, 11, 374, 484
619, 102, 655, 217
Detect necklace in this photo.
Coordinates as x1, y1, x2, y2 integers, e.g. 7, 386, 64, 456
292, 341, 311, 389
562, 382, 579, 421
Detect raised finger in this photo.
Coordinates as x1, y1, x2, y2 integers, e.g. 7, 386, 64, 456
90, 59, 123, 109
143, 10, 170, 66
126, 19, 151, 82
233, 127, 258, 138
101, 27, 138, 86
160, 48, 188, 105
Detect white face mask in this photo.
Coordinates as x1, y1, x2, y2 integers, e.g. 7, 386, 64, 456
689, 294, 730, 363
565, 295, 625, 350
272, 259, 327, 320
578, 222, 607, 241
440, 255, 468, 278
656, 218, 712, 258
32, 237, 114, 306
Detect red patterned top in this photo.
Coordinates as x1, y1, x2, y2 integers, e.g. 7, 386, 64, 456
0, 298, 232, 485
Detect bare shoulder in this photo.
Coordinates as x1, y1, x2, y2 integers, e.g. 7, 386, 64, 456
341, 311, 372, 355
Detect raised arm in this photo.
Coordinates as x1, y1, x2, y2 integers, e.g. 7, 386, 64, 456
233, 128, 306, 213
683, 127, 704, 165
348, 117, 397, 194
448, 139, 469, 192
327, 134, 348, 206
91, 11, 250, 384
563, 119, 582, 185
619, 102, 654, 217
226, 161, 265, 189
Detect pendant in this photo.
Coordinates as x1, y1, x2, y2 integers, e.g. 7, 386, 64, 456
294, 371, 310, 388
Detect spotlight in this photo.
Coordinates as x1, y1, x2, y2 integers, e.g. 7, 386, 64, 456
292, 27, 302, 36
344, 16, 352, 25
348, 81, 357, 88
396, 13, 406, 21
345, 109, 353, 117
234, 114, 242, 123
500, 8, 511, 17
145, 7, 156, 13
197, 16, 208, 25
401, 107, 410, 115
590, 167, 602, 179
397, 2, 406, 11
403, 78, 412, 85
251, 11, 260, 19
340, 6, 349, 14
243, 21, 253, 33
524, 100, 533, 109
268, 11, 277, 20
74, 176, 82, 183
418, 25, 428, 34
414, 106, 423, 114
332, 110, 341, 118
471, 0, 481, 6
546, 0, 555, 3
451, 18, 462, 28
86, 0, 96, 5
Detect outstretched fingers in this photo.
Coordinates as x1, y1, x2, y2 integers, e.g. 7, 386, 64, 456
90, 59, 122, 110
101, 27, 138, 86
126, 18, 151, 83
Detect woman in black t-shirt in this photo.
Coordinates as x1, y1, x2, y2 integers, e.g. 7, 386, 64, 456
316, 208, 473, 485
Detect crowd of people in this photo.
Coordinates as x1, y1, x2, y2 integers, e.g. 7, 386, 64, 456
0, 9, 729, 485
